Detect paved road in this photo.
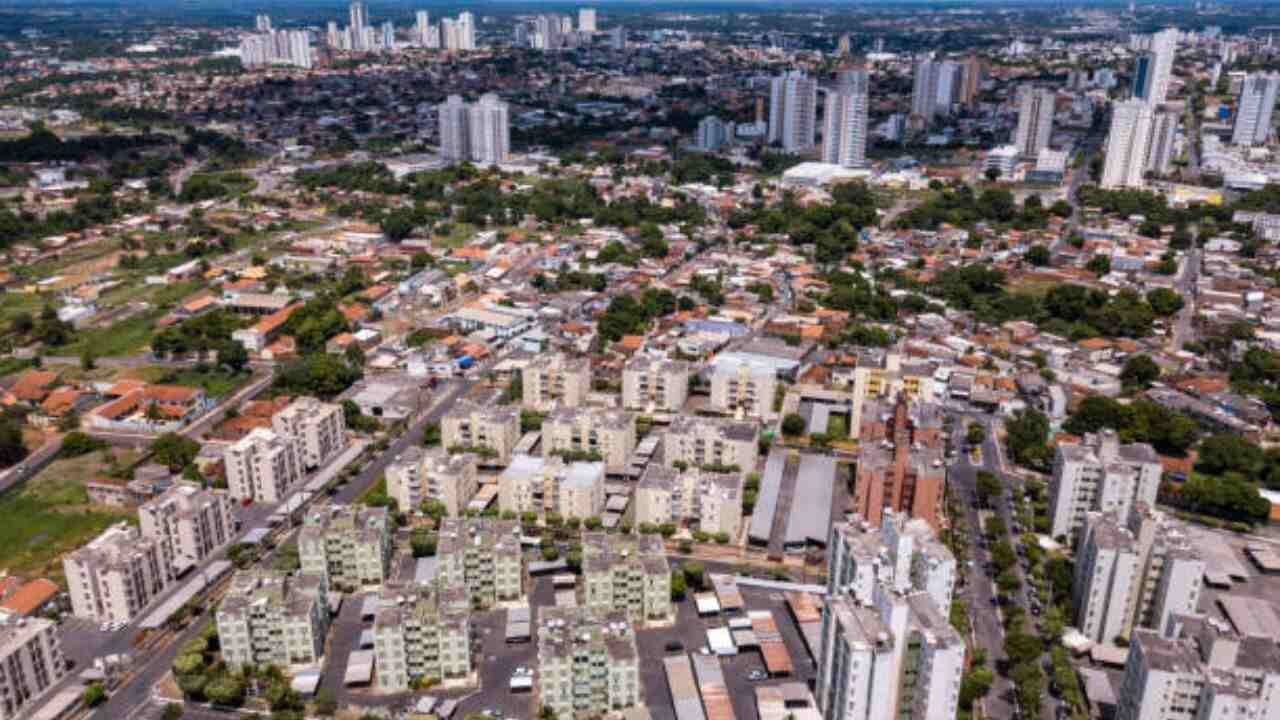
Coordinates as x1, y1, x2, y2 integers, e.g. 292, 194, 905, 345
1170, 247, 1200, 350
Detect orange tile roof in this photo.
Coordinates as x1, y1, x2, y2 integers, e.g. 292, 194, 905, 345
616, 335, 644, 352
144, 385, 200, 404
40, 387, 82, 416
11, 370, 59, 402
361, 284, 392, 301
339, 303, 370, 323
0, 579, 58, 616
1078, 338, 1112, 350
243, 396, 291, 417
249, 303, 301, 336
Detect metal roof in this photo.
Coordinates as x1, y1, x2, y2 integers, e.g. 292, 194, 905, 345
663, 654, 706, 720
783, 453, 835, 547
748, 450, 787, 543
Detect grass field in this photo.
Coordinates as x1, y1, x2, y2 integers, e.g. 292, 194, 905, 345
156, 367, 249, 398
60, 308, 165, 358
432, 222, 476, 249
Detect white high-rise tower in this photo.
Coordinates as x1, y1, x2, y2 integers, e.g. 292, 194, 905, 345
578, 8, 597, 33
1101, 100, 1156, 189
768, 70, 817, 152
415, 11, 431, 46
822, 69, 870, 168
1014, 86, 1056, 158
1232, 73, 1280, 147
438, 95, 471, 163
468, 93, 510, 164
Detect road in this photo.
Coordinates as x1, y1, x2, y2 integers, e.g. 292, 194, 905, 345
1169, 247, 1200, 351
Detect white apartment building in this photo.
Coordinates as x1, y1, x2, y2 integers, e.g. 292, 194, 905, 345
1048, 431, 1162, 541
216, 570, 330, 669
541, 407, 636, 474
822, 69, 869, 168
578, 7, 596, 32
272, 396, 346, 470
538, 607, 640, 718
827, 510, 956, 616
768, 71, 817, 152
522, 353, 591, 409
709, 357, 778, 419
1102, 100, 1156, 189
436, 518, 524, 608
224, 427, 302, 504
373, 584, 471, 691
438, 95, 470, 162
1014, 86, 1055, 158
581, 532, 672, 623
298, 506, 393, 590
499, 454, 606, 520
696, 116, 733, 152
661, 415, 758, 471
386, 446, 478, 516
442, 401, 521, 466
633, 464, 743, 537
65, 523, 171, 624
0, 614, 66, 720
138, 482, 236, 577
467, 93, 510, 165
621, 356, 689, 413
1232, 73, 1279, 147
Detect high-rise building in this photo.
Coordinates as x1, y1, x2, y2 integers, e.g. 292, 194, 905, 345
934, 60, 963, 111
1014, 86, 1056, 158
373, 584, 472, 691
436, 518, 524, 607
608, 25, 624, 50
696, 116, 732, 151
1232, 72, 1280, 146
224, 427, 302, 503
538, 607, 641, 717
327, 21, 340, 47
468, 93, 510, 164
240, 30, 313, 70
64, 523, 172, 624
768, 70, 818, 152
138, 482, 236, 577
1101, 99, 1157, 189
380, 20, 395, 49
621, 357, 690, 412
910, 59, 941, 122
255, 14, 272, 32
456, 11, 476, 50
578, 8, 597, 32
822, 68, 870, 168
827, 510, 956, 612
709, 357, 778, 419
415, 11, 431, 46
1145, 111, 1178, 177
1048, 431, 1162, 541
960, 54, 984, 107
1131, 28, 1178, 105
581, 532, 673, 623
349, 1, 368, 35
522, 353, 590, 409
438, 95, 470, 162
0, 614, 67, 719
272, 397, 346, 470
836, 33, 851, 56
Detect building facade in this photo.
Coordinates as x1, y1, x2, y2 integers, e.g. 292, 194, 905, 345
373, 584, 471, 690
1048, 431, 1162, 541
822, 69, 870, 168
621, 357, 689, 413
224, 427, 303, 504
853, 397, 946, 530
661, 415, 757, 471
386, 447, 479, 516
541, 407, 636, 474
441, 401, 521, 466
64, 523, 171, 624
1102, 99, 1156, 189
217, 570, 329, 669
538, 607, 640, 718
436, 518, 524, 608
272, 397, 346, 470
768, 71, 817, 152
633, 464, 743, 537
298, 506, 393, 590
499, 454, 606, 520
138, 482, 236, 577
709, 358, 778, 419
1014, 86, 1055, 158
0, 615, 67, 720
581, 532, 672, 623
1232, 73, 1279, 147
522, 353, 591, 409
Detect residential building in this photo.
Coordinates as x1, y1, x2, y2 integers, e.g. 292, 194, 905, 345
911, 59, 959, 123
661, 415, 757, 471
0, 614, 67, 720
633, 464, 743, 537
1145, 111, 1179, 177
224, 427, 302, 504
1102, 99, 1156, 189
538, 607, 640, 718
522, 353, 591, 409
138, 482, 236, 577
468, 93, 510, 164
499, 454, 606, 520
216, 570, 330, 669
710, 357, 777, 419
438, 95, 470, 163
64, 523, 171, 624
853, 396, 946, 530
1014, 86, 1055, 158
441, 401, 520, 465
271, 397, 346, 470
436, 518, 524, 608
373, 584, 471, 690
846, 351, 939, 438
822, 68, 869, 168
581, 532, 672, 623
621, 356, 689, 412
299, 506, 393, 590
768, 71, 818, 152
386, 447, 479, 516
578, 8, 596, 32
827, 510, 956, 614
541, 407, 636, 474
983, 145, 1019, 180
1048, 431, 1162, 541
1232, 73, 1279, 147
1131, 28, 1178, 106
960, 54, 984, 107
696, 116, 733, 152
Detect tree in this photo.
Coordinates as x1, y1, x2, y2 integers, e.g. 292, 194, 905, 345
960, 666, 995, 710
59, 431, 106, 459
151, 432, 200, 472
985, 166, 1001, 182
1086, 254, 1111, 276
204, 674, 246, 707
80, 350, 96, 371
1120, 354, 1161, 389
380, 208, 417, 241
966, 422, 987, 446
217, 342, 249, 372
0, 417, 25, 469
1025, 244, 1051, 267
162, 703, 185, 720
670, 570, 687, 600
975, 471, 1002, 506
781, 413, 806, 436
1146, 287, 1184, 316
1005, 408, 1050, 469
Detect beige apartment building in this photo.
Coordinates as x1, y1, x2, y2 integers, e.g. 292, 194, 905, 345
441, 401, 520, 466
216, 570, 330, 670
522, 353, 591, 409
633, 464, 743, 536
709, 358, 777, 419
436, 518, 524, 608
581, 532, 672, 624
139, 481, 237, 577
373, 584, 472, 691
542, 407, 636, 474
298, 506, 393, 590
386, 446, 478, 516
271, 396, 347, 469
0, 614, 67, 720
661, 415, 758, 471
224, 427, 302, 503
498, 454, 605, 520
538, 607, 640, 718
621, 356, 690, 412
64, 523, 171, 624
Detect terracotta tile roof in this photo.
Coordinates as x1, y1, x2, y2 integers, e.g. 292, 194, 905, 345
106, 379, 147, 397
144, 385, 200, 404
339, 303, 370, 323
616, 335, 644, 352
243, 396, 291, 417
40, 387, 82, 416
0, 579, 58, 616
361, 284, 392, 301
249, 303, 301, 336
11, 370, 59, 402
1078, 338, 1112, 350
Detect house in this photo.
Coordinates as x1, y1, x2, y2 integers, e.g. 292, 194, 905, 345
0, 579, 61, 617
88, 384, 211, 434
8, 370, 60, 406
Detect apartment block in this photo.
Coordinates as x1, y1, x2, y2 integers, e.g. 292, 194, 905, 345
498, 454, 606, 520
621, 356, 690, 413
846, 351, 939, 439
386, 446, 478, 516
853, 397, 947, 530
709, 358, 778, 419
224, 427, 303, 503
65, 523, 171, 624
441, 400, 520, 466
0, 614, 67, 720
271, 396, 346, 470
436, 518, 524, 608
298, 506, 393, 590
538, 607, 640, 718
661, 415, 758, 471
1048, 431, 1162, 541
541, 407, 636, 474
373, 584, 472, 691
827, 510, 956, 615
522, 353, 591, 409
138, 481, 237, 577
633, 464, 743, 537
216, 570, 330, 669
581, 532, 672, 624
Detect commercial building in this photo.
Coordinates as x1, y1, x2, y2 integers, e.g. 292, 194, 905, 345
298, 506, 393, 590
138, 482, 237, 577
441, 401, 521, 465
522, 353, 591, 409
621, 356, 690, 413
538, 607, 640, 717
386, 447, 479, 516
1232, 73, 1279, 147
822, 68, 870, 168
827, 510, 956, 614
633, 464, 743, 537
853, 397, 946, 530
216, 570, 330, 669
661, 415, 758, 471
541, 407, 636, 474
436, 518, 524, 607
65, 523, 171, 624
1048, 431, 1162, 541
499, 454, 606, 520
581, 532, 672, 623
224, 427, 303, 504
710, 357, 778, 419
768, 71, 818, 152
271, 397, 346, 470
373, 584, 472, 690
983, 145, 1019, 180
1014, 86, 1055, 158
0, 614, 67, 720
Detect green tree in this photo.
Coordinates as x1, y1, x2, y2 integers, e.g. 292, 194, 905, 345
217, 341, 249, 372
83, 683, 107, 707
1120, 354, 1161, 389
151, 432, 201, 472
1025, 244, 1051, 266
781, 414, 806, 436
670, 570, 687, 600
1005, 408, 1050, 469
204, 674, 246, 707
162, 703, 185, 720
1146, 287, 1185, 316
1086, 254, 1111, 276
966, 422, 987, 446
